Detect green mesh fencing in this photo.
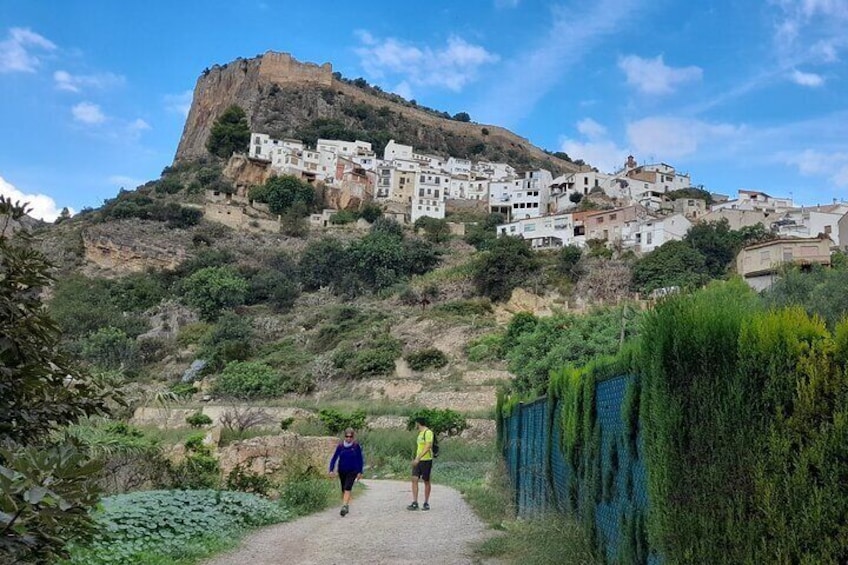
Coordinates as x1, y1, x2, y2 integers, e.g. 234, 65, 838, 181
501, 375, 658, 563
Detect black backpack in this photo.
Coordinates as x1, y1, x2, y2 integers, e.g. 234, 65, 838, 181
431, 431, 439, 458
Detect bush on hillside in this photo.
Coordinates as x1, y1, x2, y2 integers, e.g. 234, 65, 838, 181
472, 236, 538, 301
318, 409, 367, 434
405, 348, 449, 371
407, 408, 468, 437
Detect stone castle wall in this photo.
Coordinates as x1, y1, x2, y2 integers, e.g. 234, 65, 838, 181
257, 51, 332, 87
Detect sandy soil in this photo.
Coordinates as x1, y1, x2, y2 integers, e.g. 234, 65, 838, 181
202, 479, 497, 565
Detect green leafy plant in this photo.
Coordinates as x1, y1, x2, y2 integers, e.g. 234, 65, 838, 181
181, 266, 249, 322
226, 462, 272, 496
406, 408, 469, 437
405, 348, 449, 371
0, 196, 114, 563
318, 409, 366, 434
62, 489, 289, 564
186, 412, 213, 428
170, 434, 219, 490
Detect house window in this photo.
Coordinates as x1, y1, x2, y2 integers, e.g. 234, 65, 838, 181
646, 232, 653, 245
610, 214, 617, 220
419, 189, 424, 197
584, 178, 588, 185
435, 190, 440, 198
597, 217, 604, 223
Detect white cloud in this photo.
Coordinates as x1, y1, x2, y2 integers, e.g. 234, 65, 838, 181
164, 90, 193, 117
394, 80, 413, 100
561, 139, 629, 174
773, 0, 848, 65
790, 68, 824, 86
626, 117, 743, 159
0, 175, 68, 221
577, 118, 607, 140
473, 0, 642, 126
128, 118, 150, 133
783, 149, 848, 187
0, 27, 56, 73
618, 54, 702, 95
72, 102, 106, 124
355, 33, 499, 92
54, 69, 125, 92
108, 175, 144, 189
560, 119, 629, 173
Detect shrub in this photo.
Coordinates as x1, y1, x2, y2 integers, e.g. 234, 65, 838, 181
186, 412, 213, 428
280, 476, 334, 516
199, 312, 253, 369
466, 333, 505, 362
433, 298, 493, 317
181, 266, 249, 322
343, 334, 402, 378
169, 381, 196, 398
472, 236, 538, 301
329, 209, 357, 224
318, 409, 366, 434
407, 408, 468, 437
218, 407, 275, 433
170, 435, 220, 490
155, 176, 183, 194
79, 327, 139, 373
177, 322, 212, 347
215, 362, 289, 399
405, 348, 449, 371
226, 462, 272, 496
359, 202, 383, 223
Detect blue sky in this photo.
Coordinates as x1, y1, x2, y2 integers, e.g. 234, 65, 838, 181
2, 0, 847, 220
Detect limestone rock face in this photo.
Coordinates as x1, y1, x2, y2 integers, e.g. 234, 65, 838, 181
82, 221, 190, 276
217, 433, 337, 478
174, 51, 581, 176
222, 153, 275, 193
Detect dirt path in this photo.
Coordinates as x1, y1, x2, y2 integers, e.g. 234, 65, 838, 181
203, 479, 495, 565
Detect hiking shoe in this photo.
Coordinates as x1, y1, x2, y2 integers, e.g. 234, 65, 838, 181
422, 502, 430, 511
340, 505, 349, 517
406, 502, 419, 510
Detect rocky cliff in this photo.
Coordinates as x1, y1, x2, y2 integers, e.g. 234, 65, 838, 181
175, 51, 581, 175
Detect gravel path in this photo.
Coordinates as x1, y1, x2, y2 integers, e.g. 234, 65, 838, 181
203, 479, 495, 565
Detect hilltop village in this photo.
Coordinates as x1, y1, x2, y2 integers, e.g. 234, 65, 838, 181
205, 133, 847, 290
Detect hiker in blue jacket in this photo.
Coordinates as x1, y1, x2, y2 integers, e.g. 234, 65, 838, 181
328, 427, 364, 517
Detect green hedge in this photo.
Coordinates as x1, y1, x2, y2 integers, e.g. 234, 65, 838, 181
641, 279, 848, 563
500, 278, 848, 563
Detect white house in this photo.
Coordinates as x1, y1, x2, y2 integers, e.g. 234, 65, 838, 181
383, 139, 414, 161
771, 203, 848, 245
627, 213, 692, 253
446, 157, 472, 177
497, 212, 581, 249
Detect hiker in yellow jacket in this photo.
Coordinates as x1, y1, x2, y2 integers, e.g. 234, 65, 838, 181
407, 417, 434, 511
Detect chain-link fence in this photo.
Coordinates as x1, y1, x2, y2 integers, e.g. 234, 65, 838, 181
501, 375, 658, 563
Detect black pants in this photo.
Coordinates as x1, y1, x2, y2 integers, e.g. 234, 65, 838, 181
338, 471, 357, 492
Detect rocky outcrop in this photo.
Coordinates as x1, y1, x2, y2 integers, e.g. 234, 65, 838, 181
217, 433, 337, 478
222, 153, 275, 193
174, 51, 582, 176
82, 221, 190, 275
